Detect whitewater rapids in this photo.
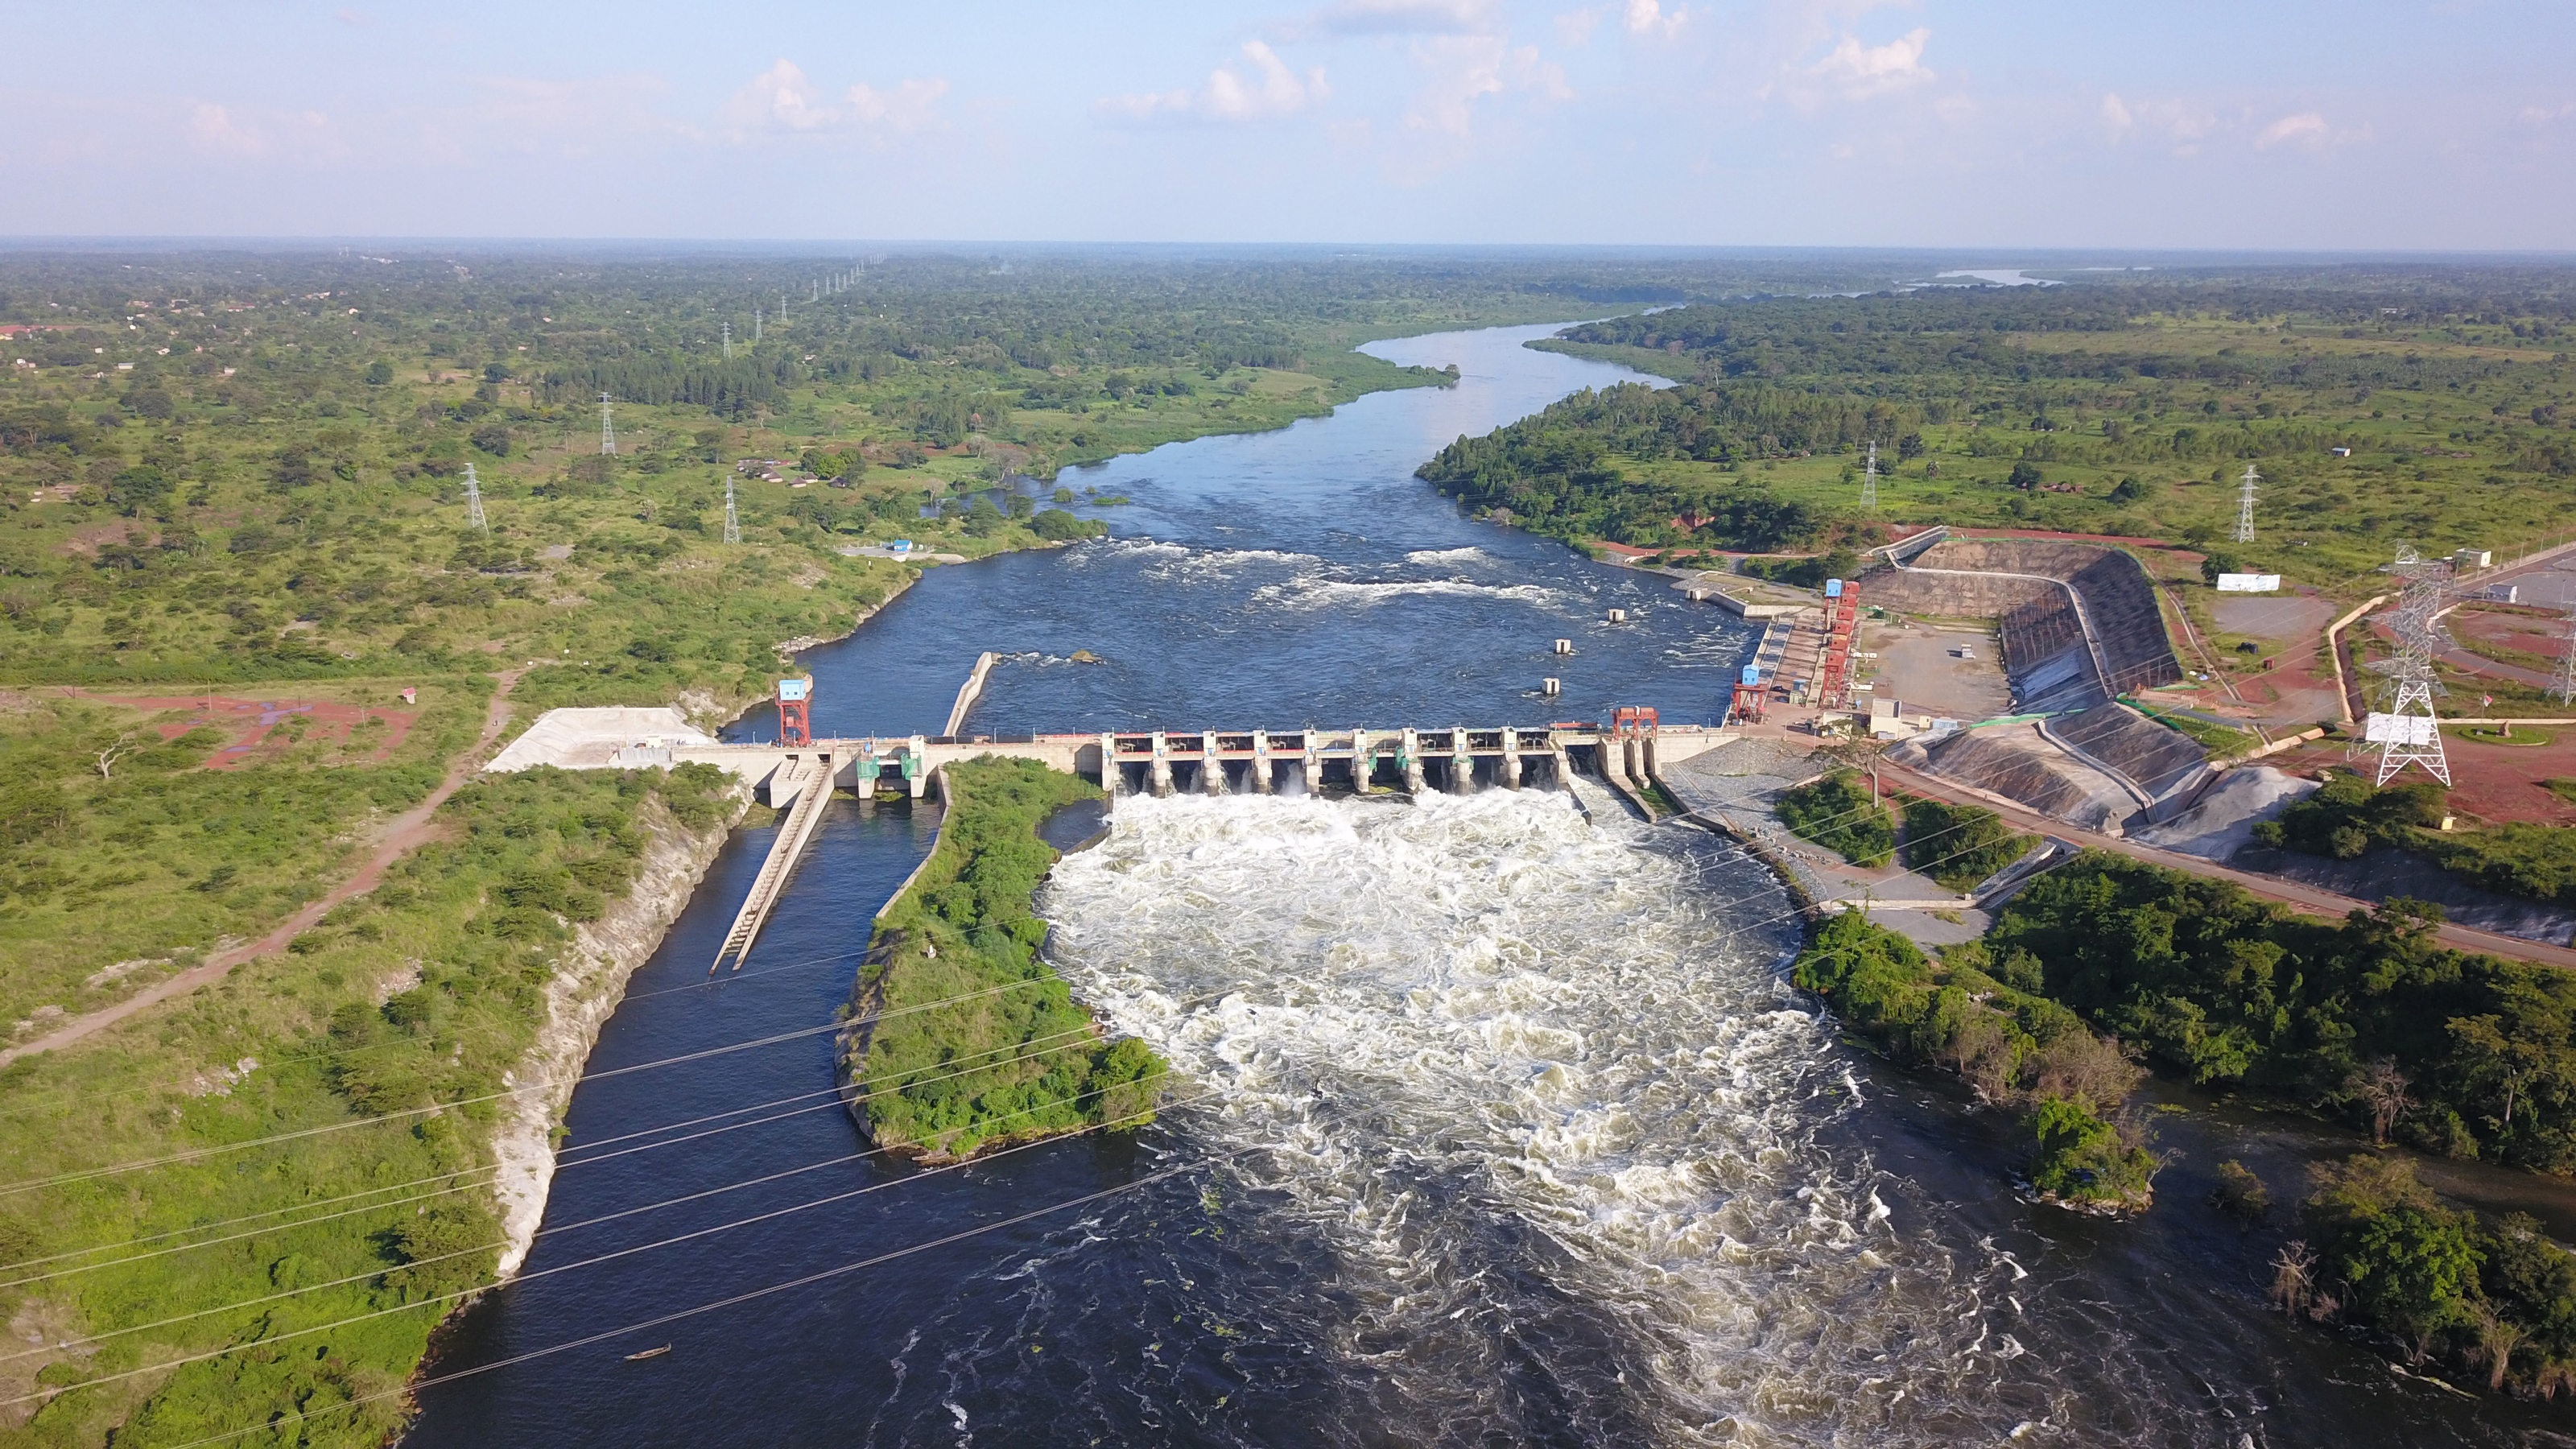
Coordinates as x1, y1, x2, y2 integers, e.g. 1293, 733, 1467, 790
1041, 786, 2070, 1445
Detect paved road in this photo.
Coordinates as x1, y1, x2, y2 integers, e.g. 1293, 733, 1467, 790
0, 670, 528, 1067
1876, 759, 2576, 970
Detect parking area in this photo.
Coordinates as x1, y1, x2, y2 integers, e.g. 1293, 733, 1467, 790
1860, 618, 2012, 720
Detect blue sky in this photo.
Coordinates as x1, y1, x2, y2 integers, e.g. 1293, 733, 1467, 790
7, 1, 2572, 248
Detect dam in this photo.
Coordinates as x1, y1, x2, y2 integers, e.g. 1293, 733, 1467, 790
496, 698, 1736, 972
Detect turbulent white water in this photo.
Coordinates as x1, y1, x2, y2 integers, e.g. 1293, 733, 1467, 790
1043, 788, 2063, 1445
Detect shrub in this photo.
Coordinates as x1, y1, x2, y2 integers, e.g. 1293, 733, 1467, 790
2252, 771, 2445, 860
1899, 796, 2033, 890
2025, 1096, 2158, 1210
1777, 769, 1893, 866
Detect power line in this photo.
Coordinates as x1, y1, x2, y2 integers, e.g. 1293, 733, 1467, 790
0, 1019, 1117, 1289
3, 1093, 1216, 1411
6, 823, 2120, 1414
14, 821, 2118, 1426
0, 971, 1075, 1199
134, 1160, 1213, 1449
0, 945, 873, 1125
2, 1071, 1195, 1363
1, 806, 1992, 1282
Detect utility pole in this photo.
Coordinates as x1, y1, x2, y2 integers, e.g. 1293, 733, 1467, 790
724, 474, 742, 545
463, 460, 488, 534
599, 394, 616, 456
2233, 464, 2260, 544
2553, 603, 2576, 707
1860, 440, 1880, 510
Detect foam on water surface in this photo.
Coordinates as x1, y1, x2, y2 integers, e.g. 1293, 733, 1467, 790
1042, 790, 2074, 1444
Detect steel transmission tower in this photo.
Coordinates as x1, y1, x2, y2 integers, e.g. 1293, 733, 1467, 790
723, 475, 741, 544
2232, 464, 2260, 544
598, 394, 617, 456
1860, 440, 1880, 510
722, 320, 731, 360
462, 461, 488, 534
753, 306, 762, 343
2553, 603, 2576, 706
2355, 544, 2453, 786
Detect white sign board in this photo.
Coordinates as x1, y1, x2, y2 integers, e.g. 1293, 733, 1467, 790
2363, 712, 2437, 745
2215, 573, 2282, 593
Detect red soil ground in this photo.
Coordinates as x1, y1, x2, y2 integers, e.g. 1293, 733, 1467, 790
60, 689, 416, 769
2451, 606, 2566, 661
2264, 735, 2576, 828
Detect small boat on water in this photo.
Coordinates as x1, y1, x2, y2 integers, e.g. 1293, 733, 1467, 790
624, 1345, 671, 1361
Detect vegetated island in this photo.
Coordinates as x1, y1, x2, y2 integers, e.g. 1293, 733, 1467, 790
837, 757, 1166, 1162
1796, 848, 2576, 1394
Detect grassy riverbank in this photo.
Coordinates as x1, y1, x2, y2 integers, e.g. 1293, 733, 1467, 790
0, 762, 737, 1444
841, 757, 1164, 1162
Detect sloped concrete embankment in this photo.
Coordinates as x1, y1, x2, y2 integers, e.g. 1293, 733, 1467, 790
2046, 703, 2217, 819
489, 782, 752, 1278
1888, 724, 2138, 833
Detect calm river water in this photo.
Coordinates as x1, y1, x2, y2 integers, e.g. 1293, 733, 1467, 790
406, 325, 2573, 1447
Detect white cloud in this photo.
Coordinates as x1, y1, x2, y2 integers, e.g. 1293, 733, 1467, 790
1623, 0, 1686, 39
846, 79, 950, 133
2518, 101, 2576, 125
1398, 35, 1567, 138
1802, 27, 1934, 101
2255, 110, 2330, 150
1096, 41, 1328, 125
1554, 7, 1602, 45
185, 103, 343, 161
2101, 91, 2218, 152
1304, 0, 1500, 37
1404, 35, 1511, 136
188, 104, 266, 158
727, 60, 838, 132
2101, 92, 2132, 140
720, 60, 949, 139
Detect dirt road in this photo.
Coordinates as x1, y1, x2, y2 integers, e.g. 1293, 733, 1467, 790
0, 671, 526, 1067
1876, 758, 2576, 970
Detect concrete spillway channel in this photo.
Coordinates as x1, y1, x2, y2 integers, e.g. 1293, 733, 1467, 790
708, 757, 836, 975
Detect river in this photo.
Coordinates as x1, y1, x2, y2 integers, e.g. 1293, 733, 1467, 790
406, 324, 2572, 1446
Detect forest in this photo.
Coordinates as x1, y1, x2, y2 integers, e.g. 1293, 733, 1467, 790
1802, 844, 2576, 1394
1422, 267, 2576, 584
